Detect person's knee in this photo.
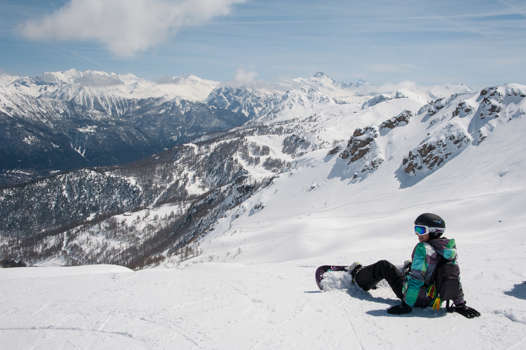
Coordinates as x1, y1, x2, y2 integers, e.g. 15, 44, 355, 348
354, 272, 369, 290
375, 260, 399, 276
377, 260, 393, 269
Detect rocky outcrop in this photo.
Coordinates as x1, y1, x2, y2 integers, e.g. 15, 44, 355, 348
362, 91, 406, 109
418, 97, 447, 119
334, 126, 384, 181
468, 87, 504, 145
379, 110, 413, 135
282, 134, 311, 158
452, 101, 473, 118
397, 123, 471, 187
340, 127, 378, 162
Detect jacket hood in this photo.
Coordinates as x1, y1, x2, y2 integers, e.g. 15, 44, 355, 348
428, 237, 457, 261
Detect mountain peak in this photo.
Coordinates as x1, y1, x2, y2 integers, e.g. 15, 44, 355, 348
311, 72, 337, 85
157, 74, 217, 86
313, 72, 331, 79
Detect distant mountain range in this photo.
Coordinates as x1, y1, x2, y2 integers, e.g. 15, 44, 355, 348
0, 70, 475, 186
0, 70, 241, 186
1, 69, 523, 268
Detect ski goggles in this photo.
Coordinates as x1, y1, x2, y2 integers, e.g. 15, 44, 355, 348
414, 225, 443, 235
414, 225, 431, 235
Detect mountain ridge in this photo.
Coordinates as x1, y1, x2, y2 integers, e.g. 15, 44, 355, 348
1, 78, 524, 268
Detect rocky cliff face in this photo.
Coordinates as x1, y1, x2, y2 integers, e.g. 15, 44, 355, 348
379, 110, 412, 135
335, 126, 384, 182
396, 85, 525, 187
326, 84, 526, 188
397, 122, 472, 187
468, 86, 525, 145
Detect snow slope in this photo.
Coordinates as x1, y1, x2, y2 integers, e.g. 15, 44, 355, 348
1, 83, 526, 349
1, 224, 525, 350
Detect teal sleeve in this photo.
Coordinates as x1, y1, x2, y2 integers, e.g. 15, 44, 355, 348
403, 243, 428, 307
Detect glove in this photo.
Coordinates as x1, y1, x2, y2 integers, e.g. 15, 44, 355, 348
387, 302, 412, 315
402, 260, 412, 274
403, 260, 412, 270
453, 304, 481, 318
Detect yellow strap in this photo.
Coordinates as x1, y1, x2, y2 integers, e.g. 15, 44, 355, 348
432, 297, 441, 311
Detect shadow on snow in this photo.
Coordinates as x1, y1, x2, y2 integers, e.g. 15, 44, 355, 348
504, 281, 526, 300
307, 284, 448, 318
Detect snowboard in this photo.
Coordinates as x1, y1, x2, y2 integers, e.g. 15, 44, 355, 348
315, 265, 350, 290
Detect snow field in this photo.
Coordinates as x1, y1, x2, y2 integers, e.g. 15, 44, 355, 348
2, 242, 526, 350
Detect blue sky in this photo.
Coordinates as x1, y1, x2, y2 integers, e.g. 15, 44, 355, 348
1, 0, 526, 88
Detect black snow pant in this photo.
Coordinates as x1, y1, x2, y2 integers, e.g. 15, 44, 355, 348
354, 260, 405, 300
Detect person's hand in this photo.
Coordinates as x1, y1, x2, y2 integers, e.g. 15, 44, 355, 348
403, 260, 412, 269
402, 260, 412, 274
453, 305, 480, 318
387, 302, 412, 315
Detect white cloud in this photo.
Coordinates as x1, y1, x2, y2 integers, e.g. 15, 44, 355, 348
19, 0, 245, 57
233, 68, 258, 84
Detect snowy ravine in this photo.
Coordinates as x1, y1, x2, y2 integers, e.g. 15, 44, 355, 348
2, 89, 526, 348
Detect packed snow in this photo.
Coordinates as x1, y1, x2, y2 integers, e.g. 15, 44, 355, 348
2, 79, 526, 349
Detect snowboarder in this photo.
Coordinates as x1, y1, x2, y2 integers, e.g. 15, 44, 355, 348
348, 213, 480, 318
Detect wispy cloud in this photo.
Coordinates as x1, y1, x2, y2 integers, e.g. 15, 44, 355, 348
19, 0, 246, 57
233, 68, 258, 84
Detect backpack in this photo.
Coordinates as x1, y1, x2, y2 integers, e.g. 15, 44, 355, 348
428, 257, 463, 311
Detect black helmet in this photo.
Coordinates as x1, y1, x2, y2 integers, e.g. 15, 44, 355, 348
415, 213, 445, 239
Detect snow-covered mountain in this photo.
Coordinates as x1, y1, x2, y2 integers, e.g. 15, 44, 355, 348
1, 78, 526, 349
184, 83, 526, 264
1, 70, 470, 186
0, 70, 239, 186
1, 72, 524, 271
4, 69, 220, 101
